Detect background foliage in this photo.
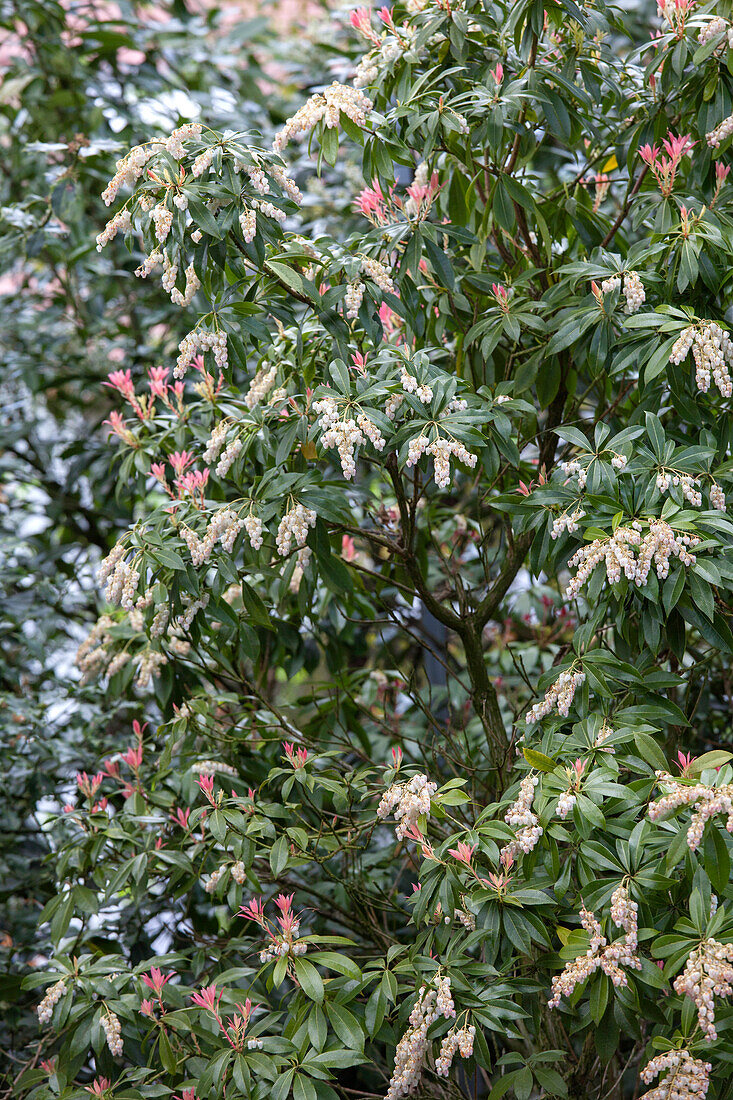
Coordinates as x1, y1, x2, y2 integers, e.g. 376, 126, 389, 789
5, 1, 733, 1099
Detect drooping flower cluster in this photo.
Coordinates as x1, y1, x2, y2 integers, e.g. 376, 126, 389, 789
360, 255, 396, 294
243, 513, 263, 550
670, 322, 733, 398
525, 668, 586, 723
377, 773, 437, 840
101, 1009, 123, 1056
404, 433, 477, 488
600, 270, 645, 313
181, 509, 244, 567
98, 542, 139, 610
75, 614, 115, 680
37, 978, 67, 1024
648, 773, 733, 852
176, 329, 228, 378
556, 760, 585, 819
276, 503, 317, 557
203, 421, 228, 465
273, 83, 372, 152
710, 483, 726, 511
548, 886, 640, 1007
551, 507, 586, 539
313, 396, 386, 478
101, 143, 158, 206
400, 367, 433, 403
216, 439, 243, 479
386, 978, 455, 1100
560, 458, 588, 489
655, 470, 702, 507
95, 209, 132, 251
500, 775, 542, 861
345, 281, 365, 319
706, 112, 733, 149
163, 258, 200, 308
191, 759, 238, 777
564, 520, 698, 599
206, 861, 247, 894
639, 1050, 711, 1100
699, 15, 733, 48
245, 365, 277, 409
673, 940, 733, 1041
435, 1023, 476, 1076
427, 437, 478, 488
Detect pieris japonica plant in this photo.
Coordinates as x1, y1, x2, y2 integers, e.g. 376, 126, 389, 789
22, 0, 733, 1098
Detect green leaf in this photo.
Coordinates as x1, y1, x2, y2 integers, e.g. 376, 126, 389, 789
645, 412, 666, 461
423, 236, 455, 290
270, 835, 289, 877
188, 197, 222, 238
158, 1029, 177, 1074
294, 957, 324, 1003
688, 750, 733, 775
267, 261, 305, 296
240, 580, 274, 630
326, 1002, 364, 1051
523, 747, 558, 772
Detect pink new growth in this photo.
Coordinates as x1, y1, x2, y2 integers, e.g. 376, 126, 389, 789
492, 283, 509, 311
171, 806, 190, 829
142, 966, 172, 996
490, 62, 503, 84
76, 771, 104, 799
84, 1079, 111, 1097
168, 450, 195, 476
197, 773, 216, 804
240, 897, 266, 924
658, 0, 695, 38
351, 351, 368, 374
147, 365, 169, 400
105, 409, 137, 446
190, 984, 222, 1014
176, 468, 209, 504
122, 744, 143, 770
402, 822, 435, 858
350, 7, 380, 44
283, 742, 308, 768
448, 841, 476, 865
638, 132, 694, 197
676, 750, 697, 775
150, 462, 168, 487
106, 368, 136, 401
354, 181, 387, 223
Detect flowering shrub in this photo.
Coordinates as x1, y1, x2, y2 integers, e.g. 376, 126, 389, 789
18, 0, 733, 1098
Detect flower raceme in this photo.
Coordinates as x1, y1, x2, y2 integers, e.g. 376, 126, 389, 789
673, 940, 733, 1042
639, 1050, 712, 1100
648, 772, 733, 852
548, 887, 640, 1007
377, 773, 438, 840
